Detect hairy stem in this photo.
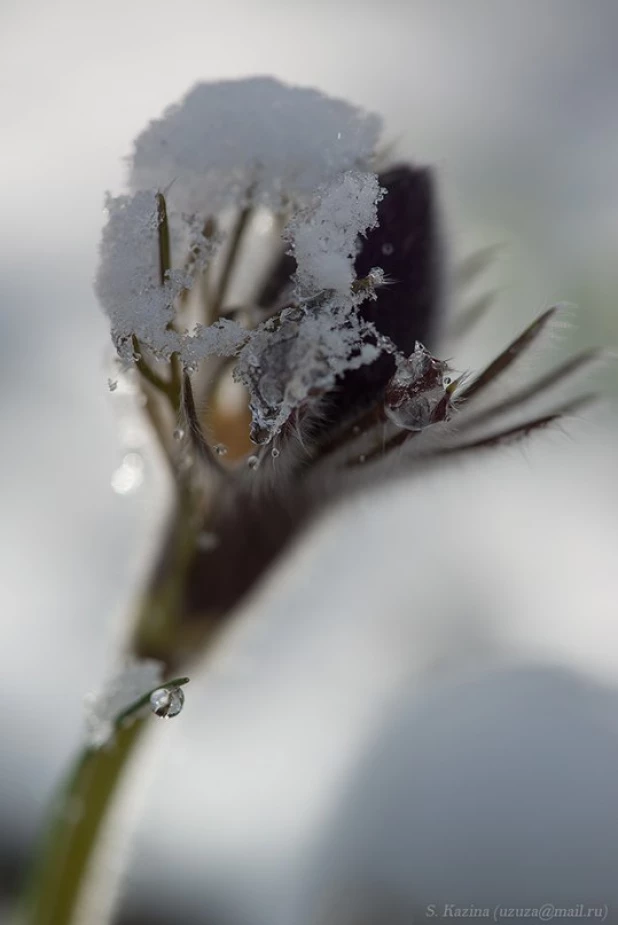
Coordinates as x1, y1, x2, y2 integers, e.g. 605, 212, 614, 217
131, 336, 172, 396
21, 722, 146, 925
20, 189, 245, 925
20, 486, 203, 925
181, 370, 228, 475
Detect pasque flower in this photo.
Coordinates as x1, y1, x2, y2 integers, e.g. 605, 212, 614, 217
94, 76, 601, 641
22, 75, 604, 925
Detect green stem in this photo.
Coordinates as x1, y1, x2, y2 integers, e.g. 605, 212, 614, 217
169, 351, 183, 417
131, 485, 200, 662
155, 193, 172, 287
20, 191, 228, 924
21, 721, 146, 925
131, 336, 172, 397
181, 371, 228, 475
141, 383, 176, 474
212, 205, 252, 318
20, 488, 202, 925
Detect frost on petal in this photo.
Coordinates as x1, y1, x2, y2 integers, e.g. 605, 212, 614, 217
96, 191, 223, 363
129, 77, 382, 215
181, 318, 249, 367
84, 657, 164, 748
235, 302, 381, 444
287, 170, 384, 302
95, 191, 188, 360
384, 343, 453, 431
235, 171, 386, 443
182, 213, 220, 272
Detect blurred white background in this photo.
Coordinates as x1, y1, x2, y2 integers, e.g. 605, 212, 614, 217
2, 2, 618, 922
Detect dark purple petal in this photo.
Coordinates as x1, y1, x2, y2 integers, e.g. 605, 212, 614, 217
356, 164, 443, 353
318, 164, 443, 433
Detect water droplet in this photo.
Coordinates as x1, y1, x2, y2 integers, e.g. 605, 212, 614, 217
173, 427, 185, 441
337, 131, 342, 140
384, 345, 451, 431
149, 686, 185, 718
111, 453, 144, 495
271, 447, 280, 459
358, 454, 367, 463
381, 243, 394, 256
107, 379, 118, 392
443, 376, 452, 386
352, 425, 361, 436
214, 443, 228, 456
247, 455, 260, 470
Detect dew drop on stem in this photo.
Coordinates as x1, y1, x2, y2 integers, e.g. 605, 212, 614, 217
149, 687, 185, 718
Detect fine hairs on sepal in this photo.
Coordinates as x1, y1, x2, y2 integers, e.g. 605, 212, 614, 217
23, 73, 607, 925
93, 75, 606, 632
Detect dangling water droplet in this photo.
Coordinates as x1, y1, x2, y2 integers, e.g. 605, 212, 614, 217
214, 443, 228, 456
107, 378, 118, 392
271, 447, 280, 459
173, 427, 185, 441
381, 242, 394, 256
149, 686, 185, 718
247, 455, 260, 470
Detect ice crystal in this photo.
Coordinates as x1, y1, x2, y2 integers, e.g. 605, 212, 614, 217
234, 173, 386, 443
95, 191, 186, 360
84, 657, 165, 748
183, 213, 219, 271
97, 81, 386, 398
384, 343, 454, 431
95, 76, 594, 527
129, 77, 382, 215
180, 318, 249, 366
287, 170, 384, 301
96, 191, 242, 364
235, 302, 381, 444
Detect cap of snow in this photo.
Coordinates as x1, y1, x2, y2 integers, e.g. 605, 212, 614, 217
129, 77, 382, 215
287, 170, 384, 301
